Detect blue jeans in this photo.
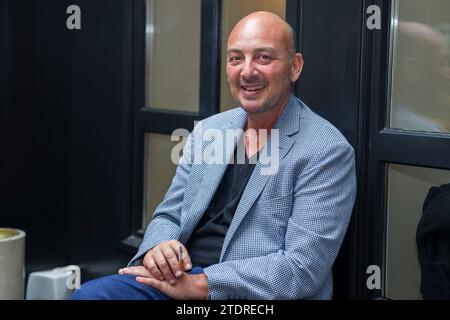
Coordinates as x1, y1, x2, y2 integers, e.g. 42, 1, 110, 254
70, 266, 204, 300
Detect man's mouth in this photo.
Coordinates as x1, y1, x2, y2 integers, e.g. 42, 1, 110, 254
241, 84, 265, 93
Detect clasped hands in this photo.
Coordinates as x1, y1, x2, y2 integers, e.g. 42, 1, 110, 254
118, 240, 208, 300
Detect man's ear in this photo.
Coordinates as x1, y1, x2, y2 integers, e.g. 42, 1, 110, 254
291, 53, 304, 82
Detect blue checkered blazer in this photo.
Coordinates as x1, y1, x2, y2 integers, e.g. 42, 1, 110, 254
129, 95, 356, 300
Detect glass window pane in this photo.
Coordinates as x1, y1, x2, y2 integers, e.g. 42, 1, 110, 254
389, 0, 450, 133
220, 0, 286, 112
143, 133, 187, 226
386, 164, 450, 299
145, 0, 201, 112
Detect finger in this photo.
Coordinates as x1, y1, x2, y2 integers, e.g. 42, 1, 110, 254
153, 248, 176, 284
144, 255, 164, 281
119, 266, 153, 278
161, 244, 183, 278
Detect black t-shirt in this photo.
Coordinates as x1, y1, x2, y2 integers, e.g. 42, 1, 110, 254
185, 139, 257, 268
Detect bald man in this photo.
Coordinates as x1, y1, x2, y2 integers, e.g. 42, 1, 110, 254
72, 11, 356, 300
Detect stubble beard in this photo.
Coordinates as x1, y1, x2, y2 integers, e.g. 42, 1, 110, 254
232, 74, 292, 115
239, 91, 285, 114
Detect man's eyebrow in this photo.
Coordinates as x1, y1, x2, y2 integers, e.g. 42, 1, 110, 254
226, 48, 242, 55
226, 47, 278, 55
254, 47, 277, 54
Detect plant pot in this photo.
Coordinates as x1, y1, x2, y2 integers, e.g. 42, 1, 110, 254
0, 228, 26, 300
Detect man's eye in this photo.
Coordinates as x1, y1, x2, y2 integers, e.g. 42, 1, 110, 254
257, 54, 273, 62
228, 56, 242, 64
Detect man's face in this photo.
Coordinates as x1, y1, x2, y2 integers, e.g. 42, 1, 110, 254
226, 19, 300, 114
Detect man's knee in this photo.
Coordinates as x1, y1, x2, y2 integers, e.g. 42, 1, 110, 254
71, 274, 130, 300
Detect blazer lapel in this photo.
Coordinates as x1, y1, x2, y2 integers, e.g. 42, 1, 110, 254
219, 95, 301, 261
179, 109, 247, 243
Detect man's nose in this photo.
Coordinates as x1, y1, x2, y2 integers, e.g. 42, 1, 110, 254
240, 60, 257, 80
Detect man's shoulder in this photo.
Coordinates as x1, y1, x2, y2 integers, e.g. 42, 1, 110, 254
204, 107, 244, 122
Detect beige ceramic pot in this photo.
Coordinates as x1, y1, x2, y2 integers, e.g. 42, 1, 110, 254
0, 228, 26, 300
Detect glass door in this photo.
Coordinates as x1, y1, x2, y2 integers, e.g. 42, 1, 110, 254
384, 0, 450, 300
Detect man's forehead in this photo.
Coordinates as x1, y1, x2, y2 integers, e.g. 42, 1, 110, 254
227, 29, 285, 51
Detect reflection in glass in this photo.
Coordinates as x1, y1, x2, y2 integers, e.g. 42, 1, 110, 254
389, 0, 450, 133
220, 0, 286, 112
386, 164, 450, 299
143, 133, 187, 226
145, 0, 201, 112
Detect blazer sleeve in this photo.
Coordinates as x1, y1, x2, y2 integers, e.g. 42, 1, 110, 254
203, 141, 357, 299
128, 129, 196, 266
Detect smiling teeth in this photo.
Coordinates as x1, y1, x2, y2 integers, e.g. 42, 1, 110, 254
243, 85, 264, 91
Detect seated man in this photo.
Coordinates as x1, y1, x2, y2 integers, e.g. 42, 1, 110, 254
72, 11, 356, 300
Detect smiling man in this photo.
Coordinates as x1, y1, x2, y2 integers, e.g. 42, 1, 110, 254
72, 11, 356, 300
